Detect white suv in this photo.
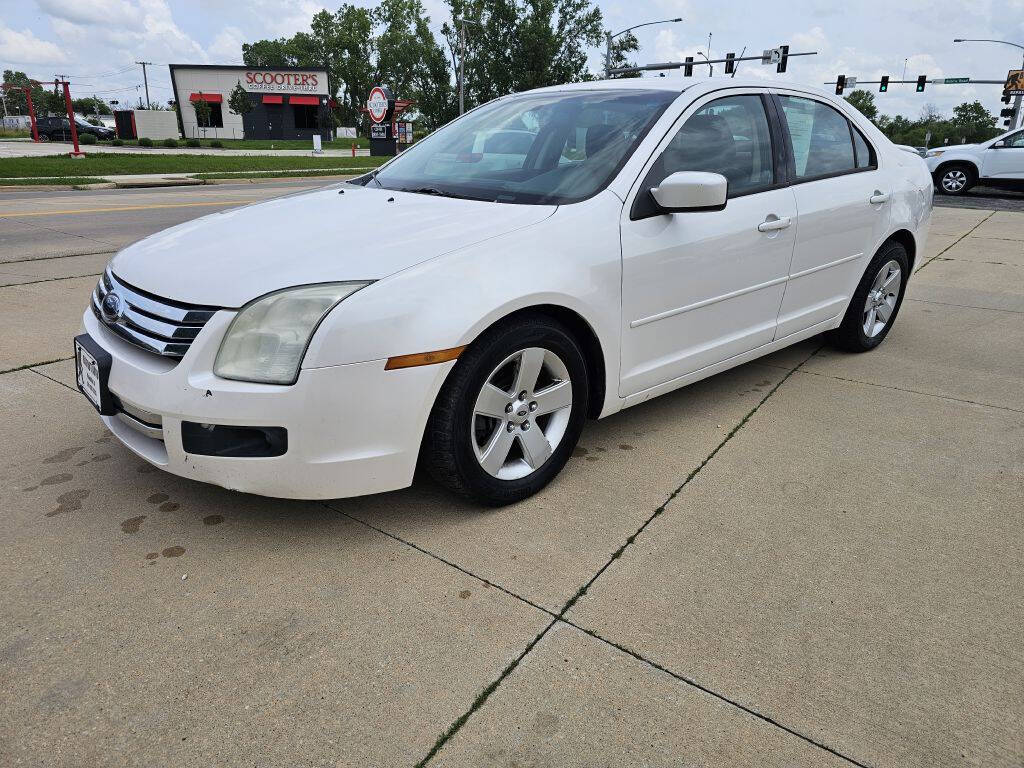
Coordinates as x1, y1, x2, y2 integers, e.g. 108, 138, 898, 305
926, 127, 1024, 195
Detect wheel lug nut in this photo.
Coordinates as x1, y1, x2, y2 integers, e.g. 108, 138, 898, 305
506, 422, 515, 433
505, 404, 514, 414
521, 421, 530, 430
529, 402, 538, 412
518, 390, 528, 401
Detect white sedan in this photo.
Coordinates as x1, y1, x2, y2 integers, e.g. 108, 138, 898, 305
75, 78, 932, 505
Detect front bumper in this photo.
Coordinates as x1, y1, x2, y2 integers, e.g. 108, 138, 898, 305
81, 308, 451, 499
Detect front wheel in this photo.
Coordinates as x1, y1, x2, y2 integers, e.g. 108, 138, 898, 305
423, 316, 589, 506
37, 133, 50, 142
831, 241, 909, 352
935, 164, 974, 195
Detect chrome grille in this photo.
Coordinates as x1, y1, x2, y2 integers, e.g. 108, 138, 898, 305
92, 268, 220, 359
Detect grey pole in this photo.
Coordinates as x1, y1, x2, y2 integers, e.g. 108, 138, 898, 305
604, 18, 682, 80
136, 61, 153, 109
953, 39, 1024, 129
458, 22, 465, 115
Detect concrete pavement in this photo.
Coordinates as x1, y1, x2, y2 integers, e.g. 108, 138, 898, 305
0, 187, 1021, 767
0, 139, 371, 158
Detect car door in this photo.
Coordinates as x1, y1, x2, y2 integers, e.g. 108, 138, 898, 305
619, 90, 797, 396
772, 93, 892, 338
981, 130, 1024, 179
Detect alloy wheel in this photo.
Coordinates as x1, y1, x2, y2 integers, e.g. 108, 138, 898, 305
862, 259, 901, 338
941, 169, 967, 193
471, 347, 573, 480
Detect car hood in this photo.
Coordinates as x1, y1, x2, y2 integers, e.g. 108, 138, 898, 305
110, 184, 556, 307
932, 143, 979, 152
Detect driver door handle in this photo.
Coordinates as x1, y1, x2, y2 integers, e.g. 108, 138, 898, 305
757, 216, 792, 233
869, 192, 890, 205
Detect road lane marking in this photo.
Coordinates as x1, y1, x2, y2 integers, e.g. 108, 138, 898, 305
0, 200, 256, 218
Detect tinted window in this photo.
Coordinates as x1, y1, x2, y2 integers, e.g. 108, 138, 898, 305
645, 94, 775, 197
364, 89, 676, 205
852, 126, 874, 168
1005, 131, 1024, 148
779, 96, 856, 178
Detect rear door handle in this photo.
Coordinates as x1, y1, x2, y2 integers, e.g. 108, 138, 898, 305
869, 192, 890, 204
757, 216, 792, 233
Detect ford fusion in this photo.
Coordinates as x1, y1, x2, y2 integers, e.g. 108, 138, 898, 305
75, 79, 932, 505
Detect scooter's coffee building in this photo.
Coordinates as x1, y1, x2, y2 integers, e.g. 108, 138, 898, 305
169, 64, 330, 141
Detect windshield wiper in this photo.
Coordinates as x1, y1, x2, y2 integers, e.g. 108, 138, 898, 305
401, 186, 489, 201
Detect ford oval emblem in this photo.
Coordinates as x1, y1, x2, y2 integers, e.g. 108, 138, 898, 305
101, 291, 124, 323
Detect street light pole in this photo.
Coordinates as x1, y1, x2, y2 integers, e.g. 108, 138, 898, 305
456, 18, 481, 115
953, 38, 1024, 129
604, 18, 683, 78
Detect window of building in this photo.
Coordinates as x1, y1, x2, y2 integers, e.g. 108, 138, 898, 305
778, 96, 857, 179
293, 104, 319, 130
197, 103, 223, 128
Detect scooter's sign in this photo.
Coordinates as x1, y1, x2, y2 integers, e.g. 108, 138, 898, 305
367, 87, 390, 123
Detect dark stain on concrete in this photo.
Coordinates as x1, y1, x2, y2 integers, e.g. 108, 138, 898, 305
161, 546, 185, 558
45, 488, 89, 517
146, 493, 168, 504
202, 514, 224, 526
458, 589, 471, 599
137, 464, 155, 474
40, 473, 72, 486
571, 446, 588, 457
43, 447, 82, 464
618, 444, 635, 451
90, 453, 111, 463
145, 552, 160, 560
120, 515, 146, 534
159, 502, 179, 512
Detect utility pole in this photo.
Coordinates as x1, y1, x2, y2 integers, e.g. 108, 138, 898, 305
455, 18, 480, 115
136, 61, 153, 109
953, 39, 1024, 130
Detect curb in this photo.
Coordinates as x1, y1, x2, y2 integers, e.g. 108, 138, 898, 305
112, 178, 207, 189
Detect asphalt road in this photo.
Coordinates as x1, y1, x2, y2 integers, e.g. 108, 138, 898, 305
1, 184, 1022, 767
933, 184, 1024, 212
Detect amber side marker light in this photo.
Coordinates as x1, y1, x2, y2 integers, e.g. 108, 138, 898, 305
385, 345, 467, 370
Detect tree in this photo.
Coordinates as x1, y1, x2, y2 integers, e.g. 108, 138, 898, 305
227, 81, 253, 117
2, 70, 45, 115
607, 31, 640, 78
440, 0, 603, 108
71, 96, 112, 116
952, 100, 997, 143
193, 98, 212, 128
844, 90, 878, 122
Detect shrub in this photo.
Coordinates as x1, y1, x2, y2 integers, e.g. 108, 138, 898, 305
185, 138, 201, 148
78, 133, 97, 145
138, 137, 154, 147
162, 138, 178, 148
210, 140, 223, 148
111, 138, 124, 146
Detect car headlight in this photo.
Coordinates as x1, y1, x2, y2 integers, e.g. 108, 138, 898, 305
214, 282, 370, 384
926, 150, 944, 158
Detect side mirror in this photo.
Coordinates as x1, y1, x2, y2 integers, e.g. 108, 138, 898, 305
992, 140, 1006, 148
650, 171, 728, 213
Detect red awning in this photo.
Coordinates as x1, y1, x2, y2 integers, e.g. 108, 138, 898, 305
189, 92, 222, 103
289, 95, 319, 106
262, 94, 283, 104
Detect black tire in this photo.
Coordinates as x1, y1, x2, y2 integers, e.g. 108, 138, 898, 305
934, 163, 975, 196
423, 315, 589, 506
37, 133, 50, 142
830, 240, 909, 352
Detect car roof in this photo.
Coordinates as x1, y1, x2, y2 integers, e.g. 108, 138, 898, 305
525, 76, 832, 97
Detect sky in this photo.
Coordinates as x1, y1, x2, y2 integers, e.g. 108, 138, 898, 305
2, 0, 1023, 121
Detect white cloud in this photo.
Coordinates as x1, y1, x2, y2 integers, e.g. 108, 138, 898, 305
0, 23, 68, 66
35, 0, 142, 28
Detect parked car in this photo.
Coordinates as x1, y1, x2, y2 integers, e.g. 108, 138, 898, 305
34, 116, 114, 141
926, 128, 1024, 194
74, 79, 932, 505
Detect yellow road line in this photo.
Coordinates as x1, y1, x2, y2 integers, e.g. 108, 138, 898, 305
0, 200, 256, 218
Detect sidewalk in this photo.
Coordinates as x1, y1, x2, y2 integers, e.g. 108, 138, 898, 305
0, 140, 371, 159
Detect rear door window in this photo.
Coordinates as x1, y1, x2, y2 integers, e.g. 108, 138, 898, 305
778, 96, 857, 179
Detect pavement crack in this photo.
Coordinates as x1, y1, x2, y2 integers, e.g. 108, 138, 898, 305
0, 273, 101, 289
559, 618, 873, 768
0, 356, 74, 376
413, 345, 822, 766
915, 211, 995, 273
29, 367, 77, 394
905, 297, 1023, 315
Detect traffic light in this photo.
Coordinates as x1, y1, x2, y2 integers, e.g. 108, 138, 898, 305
1001, 108, 1016, 118
725, 53, 736, 75
916, 75, 926, 92
776, 45, 789, 74
879, 75, 889, 93
1002, 91, 1012, 104
835, 74, 846, 95
683, 56, 693, 77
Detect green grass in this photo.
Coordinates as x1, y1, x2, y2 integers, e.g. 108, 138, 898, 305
190, 168, 377, 180
0, 153, 387, 179
0, 176, 110, 186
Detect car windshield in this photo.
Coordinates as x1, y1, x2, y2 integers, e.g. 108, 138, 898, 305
359, 89, 677, 205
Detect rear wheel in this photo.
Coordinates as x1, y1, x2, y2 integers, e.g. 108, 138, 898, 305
423, 316, 589, 505
37, 133, 50, 142
831, 241, 909, 352
935, 163, 974, 195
